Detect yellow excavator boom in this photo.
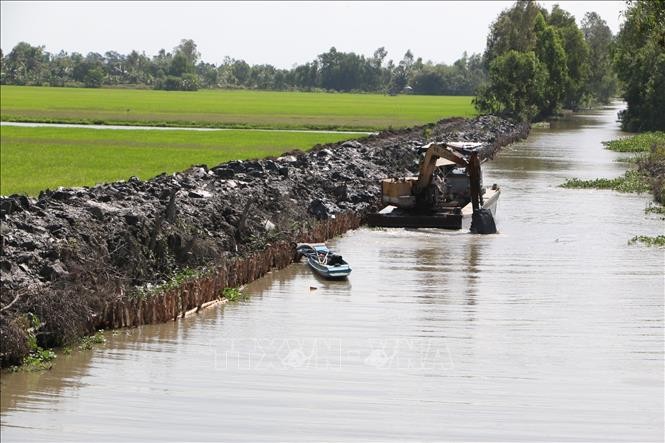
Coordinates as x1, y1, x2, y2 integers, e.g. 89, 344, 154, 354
413, 143, 468, 194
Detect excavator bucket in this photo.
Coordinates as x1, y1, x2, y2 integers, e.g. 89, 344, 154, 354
470, 208, 497, 234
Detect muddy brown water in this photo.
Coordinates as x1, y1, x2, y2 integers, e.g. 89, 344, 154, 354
1, 103, 663, 441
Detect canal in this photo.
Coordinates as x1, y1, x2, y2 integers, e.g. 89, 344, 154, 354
1, 103, 663, 441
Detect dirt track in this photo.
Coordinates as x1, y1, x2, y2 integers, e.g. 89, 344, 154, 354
0, 115, 528, 366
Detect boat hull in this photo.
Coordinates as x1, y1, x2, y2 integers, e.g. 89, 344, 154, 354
306, 256, 352, 279
367, 187, 500, 230
296, 243, 352, 279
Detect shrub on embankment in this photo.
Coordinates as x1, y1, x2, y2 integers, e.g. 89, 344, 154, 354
0, 116, 529, 367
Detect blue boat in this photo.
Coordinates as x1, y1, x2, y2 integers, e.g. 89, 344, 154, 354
296, 243, 352, 279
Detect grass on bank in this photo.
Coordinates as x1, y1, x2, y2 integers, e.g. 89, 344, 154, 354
0, 126, 356, 195
0, 86, 476, 131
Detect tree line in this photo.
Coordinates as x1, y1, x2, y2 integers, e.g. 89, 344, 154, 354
476, 0, 662, 131
1, 1, 660, 131
0, 39, 486, 96
612, 0, 664, 132
474, 2, 617, 121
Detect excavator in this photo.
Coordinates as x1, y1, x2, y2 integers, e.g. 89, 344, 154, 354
366, 141, 498, 234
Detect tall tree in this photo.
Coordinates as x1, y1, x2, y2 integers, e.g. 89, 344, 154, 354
72, 54, 104, 88
151, 49, 171, 81
477, 1, 593, 120
104, 51, 125, 84
317, 47, 368, 92
196, 61, 218, 88
547, 5, 590, 109
174, 39, 200, 66
387, 50, 415, 94
47, 50, 73, 86
292, 61, 318, 90
534, 13, 569, 116
613, 0, 665, 131
230, 59, 250, 86
581, 12, 617, 104
169, 52, 191, 76
367, 47, 388, 91
411, 67, 446, 95
483, 0, 545, 68
474, 50, 546, 121
4, 42, 49, 85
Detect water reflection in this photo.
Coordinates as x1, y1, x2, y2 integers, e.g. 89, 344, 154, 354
0, 350, 94, 414
464, 239, 481, 307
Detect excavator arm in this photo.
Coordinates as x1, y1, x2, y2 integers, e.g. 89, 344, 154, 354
467, 151, 483, 212
413, 143, 468, 194
413, 142, 484, 211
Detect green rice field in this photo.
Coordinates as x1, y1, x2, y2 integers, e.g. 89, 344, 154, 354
0, 86, 475, 131
0, 86, 476, 195
0, 126, 356, 195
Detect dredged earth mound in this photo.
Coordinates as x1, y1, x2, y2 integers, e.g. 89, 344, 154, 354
0, 116, 528, 366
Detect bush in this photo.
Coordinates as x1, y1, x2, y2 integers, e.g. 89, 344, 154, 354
154, 74, 199, 91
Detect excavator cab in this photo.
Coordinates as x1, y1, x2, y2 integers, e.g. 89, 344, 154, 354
441, 166, 485, 204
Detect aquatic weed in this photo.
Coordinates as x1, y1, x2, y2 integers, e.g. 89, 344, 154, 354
645, 203, 665, 217
17, 313, 57, 371
629, 235, 665, 247
222, 287, 246, 302
22, 348, 56, 371
560, 170, 650, 193
78, 330, 106, 350
604, 132, 665, 152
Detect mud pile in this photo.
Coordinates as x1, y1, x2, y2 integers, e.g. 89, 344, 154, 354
0, 116, 528, 366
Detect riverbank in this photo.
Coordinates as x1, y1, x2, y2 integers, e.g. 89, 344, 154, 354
0, 115, 529, 367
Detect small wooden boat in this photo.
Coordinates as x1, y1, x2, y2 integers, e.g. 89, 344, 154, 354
296, 243, 352, 279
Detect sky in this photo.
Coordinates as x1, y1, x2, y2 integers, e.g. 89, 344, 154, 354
1, 1, 626, 68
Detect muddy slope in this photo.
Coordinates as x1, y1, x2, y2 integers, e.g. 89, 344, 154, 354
0, 116, 528, 366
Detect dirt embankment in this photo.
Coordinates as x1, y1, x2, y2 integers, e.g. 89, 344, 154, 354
0, 116, 529, 366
